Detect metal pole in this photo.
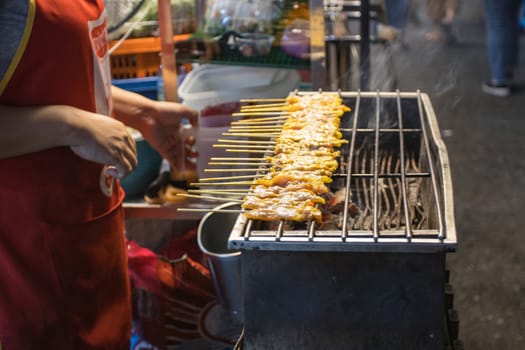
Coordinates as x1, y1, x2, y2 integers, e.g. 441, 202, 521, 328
157, 0, 178, 102
360, 0, 370, 90
309, 0, 327, 90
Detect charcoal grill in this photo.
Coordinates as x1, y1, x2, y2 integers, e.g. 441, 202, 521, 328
220, 91, 458, 349
229, 91, 455, 250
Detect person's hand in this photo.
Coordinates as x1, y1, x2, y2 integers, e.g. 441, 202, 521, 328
69, 110, 137, 178
138, 100, 198, 171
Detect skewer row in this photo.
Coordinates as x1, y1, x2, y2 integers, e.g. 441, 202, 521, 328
178, 93, 351, 223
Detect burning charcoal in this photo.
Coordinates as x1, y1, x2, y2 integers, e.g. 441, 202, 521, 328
318, 213, 341, 230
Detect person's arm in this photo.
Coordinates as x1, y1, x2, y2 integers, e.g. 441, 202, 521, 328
111, 85, 198, 170
0, 104, 137, 177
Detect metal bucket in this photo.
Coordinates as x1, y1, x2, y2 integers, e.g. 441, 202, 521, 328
197, 202, 243, 320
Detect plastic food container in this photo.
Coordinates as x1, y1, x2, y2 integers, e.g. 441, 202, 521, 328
195, 102, 241, 180
178, 64, 300, 111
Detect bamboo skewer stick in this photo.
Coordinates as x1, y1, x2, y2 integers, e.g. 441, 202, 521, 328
228, 131, 281, 135
240, 98, 286, 103
208, 162, 268, 167
225, 129, 280, 133
232, 116, 288, 122
207, 162, 267, 166
177, 208, 246, 214
228, 127, 282, 132
231, 120, 285, 126
225, 149, 273, 154
240, 102, 287, 109
188, 189, 249, 196
192, 188, 249, 192
229, 125, 282, 130
189, 181, 254, 186
191, 188, 249, 192
238, 107, 289, 112
198, 174, 264, 182
210, 157, 265, 161
204, 168, 262, 172
213, 144, 273, 149
176, 193, 244, 203
232, 111, 289, 117
216, 139, 276, 144
222, 133, 279, 137
207, 161, 267, 165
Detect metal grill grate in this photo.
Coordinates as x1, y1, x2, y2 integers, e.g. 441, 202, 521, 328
228, 91, 456, 253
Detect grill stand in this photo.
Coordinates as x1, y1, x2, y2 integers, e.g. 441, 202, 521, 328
240, 250, 446, 350
223, 91, 459, 349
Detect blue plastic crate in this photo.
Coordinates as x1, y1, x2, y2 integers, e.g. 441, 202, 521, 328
112, 76, 159, 100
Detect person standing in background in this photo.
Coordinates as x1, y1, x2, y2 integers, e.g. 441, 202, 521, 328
384, 0, 410, 31
383, 0, 410, 47
425, 0, 460, 43
520, 0, 525, 32
481, 0, 521, 97
0, 0, 197, 349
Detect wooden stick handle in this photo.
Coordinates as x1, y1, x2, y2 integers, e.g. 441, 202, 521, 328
199, 174, 263, 182
176, 193, 243, 203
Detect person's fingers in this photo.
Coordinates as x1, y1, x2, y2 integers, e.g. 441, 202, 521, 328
186, 108, 199, 126
105, 140, 137, 178
185, 134, 196, 145
125, 130, 137, 152
69, 111, 140, 177
114, 153, 135, 178
122, 139, 138, 173
119, 134, 138, 168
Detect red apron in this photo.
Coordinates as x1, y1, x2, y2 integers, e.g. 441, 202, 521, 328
0, 1, 131, 349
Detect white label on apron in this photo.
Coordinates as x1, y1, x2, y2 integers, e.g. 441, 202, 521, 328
88, 10, 112, 117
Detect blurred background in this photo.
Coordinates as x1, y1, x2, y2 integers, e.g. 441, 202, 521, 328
107, 0, 525, 349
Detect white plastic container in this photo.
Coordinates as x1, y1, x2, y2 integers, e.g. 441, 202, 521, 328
178, 64, 300, 111
194, 102, 240, 180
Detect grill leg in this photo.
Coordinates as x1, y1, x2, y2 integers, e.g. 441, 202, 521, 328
443, 269, 462, 350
